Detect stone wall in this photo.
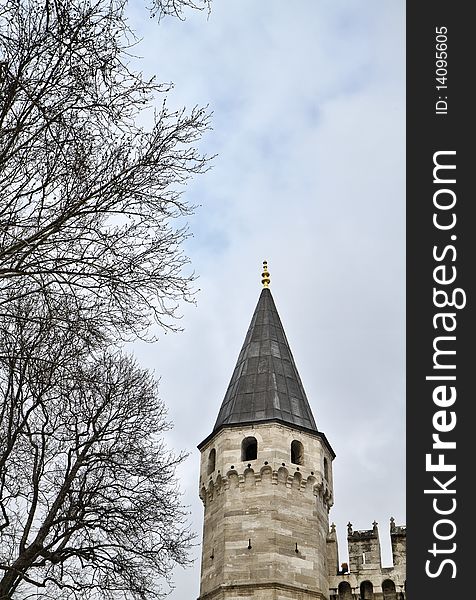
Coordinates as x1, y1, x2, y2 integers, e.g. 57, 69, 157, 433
327, 521, 406, 600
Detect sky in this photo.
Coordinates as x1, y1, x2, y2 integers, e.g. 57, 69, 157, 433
127, 1, 405, 597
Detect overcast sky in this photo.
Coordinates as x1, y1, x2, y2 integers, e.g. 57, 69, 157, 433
127, 1, 405, 597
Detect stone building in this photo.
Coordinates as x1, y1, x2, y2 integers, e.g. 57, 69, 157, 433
327, 520, 406, 599
197, 263, 406, 600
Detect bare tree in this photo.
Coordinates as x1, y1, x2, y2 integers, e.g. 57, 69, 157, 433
0, 0, 213, 340
0, 308, 193, 599
149, 0, 212, 20
0, 1, 213, 597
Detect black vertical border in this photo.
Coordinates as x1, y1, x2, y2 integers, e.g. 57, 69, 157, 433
407, 4, 473, 599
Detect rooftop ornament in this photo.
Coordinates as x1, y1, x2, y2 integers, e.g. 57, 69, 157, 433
261, 260, 270, 288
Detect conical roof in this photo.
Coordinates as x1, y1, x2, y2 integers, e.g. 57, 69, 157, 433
213, 286, 317, 432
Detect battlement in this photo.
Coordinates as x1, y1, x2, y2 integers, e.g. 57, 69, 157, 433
199, 464, 333, 509
327, 519, 406, 599
348, 525, 379, 540
390, 517, 406, 536
347, 521, 381, 573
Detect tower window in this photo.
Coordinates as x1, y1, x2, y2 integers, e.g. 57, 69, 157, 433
241, 437, 258, 461
207, 449, 216, 475
290, 440, 304, 465
324, 457, 329, 481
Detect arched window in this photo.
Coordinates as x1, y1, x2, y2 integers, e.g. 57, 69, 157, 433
360, 580, 374, 600
207, 448, 216, 475
291, 440, 304, 465
382, 579, 397, 600
324, 457, 329, 481
338, 581, 352, 600
241, 437, 257, 461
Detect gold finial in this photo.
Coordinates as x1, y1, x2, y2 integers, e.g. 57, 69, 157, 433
261, 260, 270, 288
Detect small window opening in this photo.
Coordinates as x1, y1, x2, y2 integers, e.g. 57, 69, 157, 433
324, 457, 329, 481
241, 436, 257, 461
361, 581, 374, 600
338, 581, 352, 600
291, 440, 304, 465
207, 448, 216, 475
382, 580, 397, 600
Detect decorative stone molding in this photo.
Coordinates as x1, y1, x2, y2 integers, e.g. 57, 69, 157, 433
200, 464, 333, 508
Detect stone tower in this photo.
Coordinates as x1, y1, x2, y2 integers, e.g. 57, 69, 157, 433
198, 262, 335, 600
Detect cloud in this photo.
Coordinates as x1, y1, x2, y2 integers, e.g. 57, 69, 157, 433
128, 1, 405, 596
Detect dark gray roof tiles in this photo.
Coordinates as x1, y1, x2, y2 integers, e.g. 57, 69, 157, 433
213, 287, 318, 432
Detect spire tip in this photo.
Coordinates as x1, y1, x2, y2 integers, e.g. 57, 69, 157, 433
261, 260, 270, 288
